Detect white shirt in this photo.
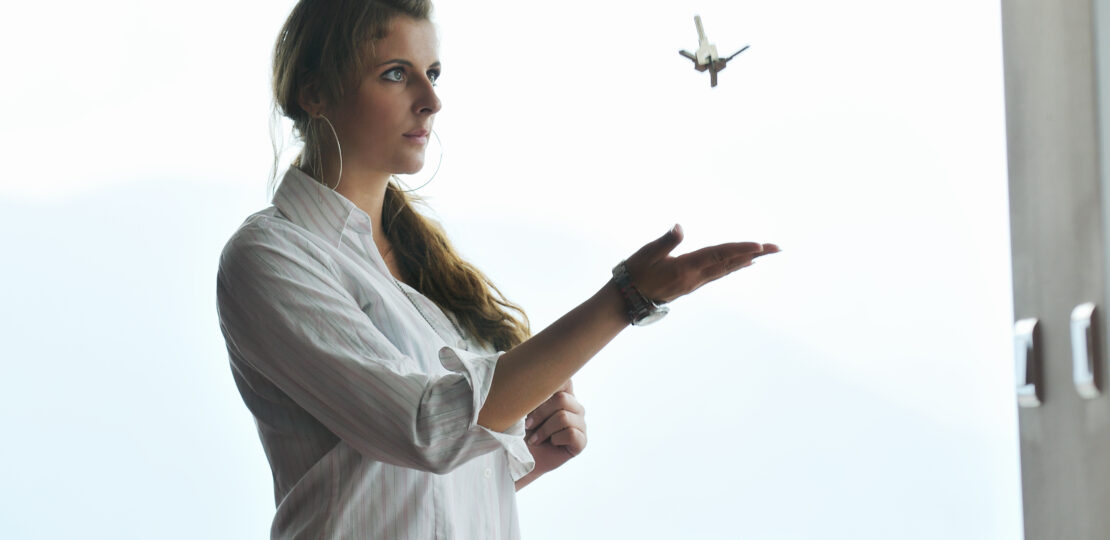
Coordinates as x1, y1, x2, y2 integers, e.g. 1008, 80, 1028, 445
216, 167, 535, 540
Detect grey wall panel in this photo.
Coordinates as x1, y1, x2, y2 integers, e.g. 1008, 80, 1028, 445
1002, 0, 1110, 538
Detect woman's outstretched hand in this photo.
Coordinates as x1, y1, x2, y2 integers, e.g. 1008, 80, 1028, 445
482, 224, 778, 437
623, 224, 779, 304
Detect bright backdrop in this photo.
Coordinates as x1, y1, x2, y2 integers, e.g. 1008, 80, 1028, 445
0, 1, 1020, 538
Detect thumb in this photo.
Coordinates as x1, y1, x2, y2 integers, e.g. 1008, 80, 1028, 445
636, 224, 684, 262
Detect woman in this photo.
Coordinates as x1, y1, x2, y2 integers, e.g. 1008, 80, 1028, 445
216, 0, 779, 538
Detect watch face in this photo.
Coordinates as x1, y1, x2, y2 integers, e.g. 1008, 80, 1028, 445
634, 307, 669, 326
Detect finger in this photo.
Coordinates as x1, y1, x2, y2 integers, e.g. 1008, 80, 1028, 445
683, 249, 762, 290
753, 243, 781, 257
632, 224, 685, 263
701, 252, 759, 282
683, 242, 765, 264
525, 390, 585, 429
527, 409, 586, 445
739, 243, 781, 267
675, 242, 764, 276
527, 410, 586, 446
548, 426, 588, 456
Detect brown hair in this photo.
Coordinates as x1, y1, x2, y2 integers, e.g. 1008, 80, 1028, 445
271, 0, 530, 351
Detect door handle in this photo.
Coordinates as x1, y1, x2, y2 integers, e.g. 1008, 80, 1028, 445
1015, 317, 1042, 407
1071, 302, 1100, 399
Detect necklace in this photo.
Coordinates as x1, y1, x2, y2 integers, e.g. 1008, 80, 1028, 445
391, 275, 468, 351
379, 240, 468, 349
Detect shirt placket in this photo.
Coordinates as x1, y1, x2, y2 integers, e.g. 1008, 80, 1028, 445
433, 473, 448, 539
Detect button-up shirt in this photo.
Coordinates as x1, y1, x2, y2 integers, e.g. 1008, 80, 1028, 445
216, 167, 534, 539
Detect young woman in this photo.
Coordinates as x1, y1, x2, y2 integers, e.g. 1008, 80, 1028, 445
216, 0, 779, 538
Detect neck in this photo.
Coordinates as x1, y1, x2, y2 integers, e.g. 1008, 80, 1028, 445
309, 152, 394, 251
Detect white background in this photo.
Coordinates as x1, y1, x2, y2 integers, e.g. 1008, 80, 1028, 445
0, 1, 1021, 538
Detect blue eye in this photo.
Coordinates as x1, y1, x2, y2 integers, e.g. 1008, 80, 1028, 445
381, 65, 439, 86
382, 67, 404, 82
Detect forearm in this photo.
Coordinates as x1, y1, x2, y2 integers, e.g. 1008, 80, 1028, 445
514, 469, 541, 492
477, 280, 628, 433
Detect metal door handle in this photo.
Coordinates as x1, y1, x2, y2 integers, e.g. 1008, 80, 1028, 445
1015, 318, 1042, 407
1071, 302, 1100, 399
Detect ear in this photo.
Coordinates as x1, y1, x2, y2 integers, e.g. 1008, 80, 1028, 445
297, 78, 327, 118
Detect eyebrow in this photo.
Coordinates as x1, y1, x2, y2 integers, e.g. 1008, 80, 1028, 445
374, 59, 442, 69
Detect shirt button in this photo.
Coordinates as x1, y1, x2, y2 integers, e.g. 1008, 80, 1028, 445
484, 468, 492, 479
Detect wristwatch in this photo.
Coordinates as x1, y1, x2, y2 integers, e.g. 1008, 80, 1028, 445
611, 261, 669, 326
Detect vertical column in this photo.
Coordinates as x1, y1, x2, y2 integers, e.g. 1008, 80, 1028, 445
1002, 0, 1110, 538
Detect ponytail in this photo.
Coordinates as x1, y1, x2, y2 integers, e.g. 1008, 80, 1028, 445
383, 183, 531, 351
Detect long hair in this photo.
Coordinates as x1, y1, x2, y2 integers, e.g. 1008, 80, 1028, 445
271, 0, 530, 351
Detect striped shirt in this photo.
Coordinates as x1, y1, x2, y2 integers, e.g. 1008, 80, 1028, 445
216, 167, 535, 539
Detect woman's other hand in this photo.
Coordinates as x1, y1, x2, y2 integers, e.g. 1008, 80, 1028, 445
523, 379, 586, 476
624, 224, 778, 303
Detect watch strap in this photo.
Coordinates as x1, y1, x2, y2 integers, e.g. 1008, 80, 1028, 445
611, 261, 669, 326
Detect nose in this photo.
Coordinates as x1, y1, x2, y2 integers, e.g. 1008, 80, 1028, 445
414, 77, 441, 116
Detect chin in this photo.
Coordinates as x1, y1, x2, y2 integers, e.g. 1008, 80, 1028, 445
394, 157, 427, 175
395, 165, 424, 176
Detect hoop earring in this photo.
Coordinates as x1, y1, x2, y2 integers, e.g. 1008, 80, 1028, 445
394, 128, 443, 193
317, 114, 343, 191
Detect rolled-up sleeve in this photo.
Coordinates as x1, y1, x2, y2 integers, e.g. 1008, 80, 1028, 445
216, 222, 535, 479
438, 346, 535, 481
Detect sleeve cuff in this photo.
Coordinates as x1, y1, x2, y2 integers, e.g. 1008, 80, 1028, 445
439, 346, 536, 482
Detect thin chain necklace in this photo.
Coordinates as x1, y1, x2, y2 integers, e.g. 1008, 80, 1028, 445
389, 266, 468, 350
380, 239, 467, 348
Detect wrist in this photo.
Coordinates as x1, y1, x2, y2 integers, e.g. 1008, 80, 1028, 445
514, 469, 543, 492
611, 261, 669, 326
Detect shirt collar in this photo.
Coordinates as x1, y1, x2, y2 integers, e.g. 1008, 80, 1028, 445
272, 167, 375, 247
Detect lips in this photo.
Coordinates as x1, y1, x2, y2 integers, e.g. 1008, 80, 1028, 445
403, 128, 430, 145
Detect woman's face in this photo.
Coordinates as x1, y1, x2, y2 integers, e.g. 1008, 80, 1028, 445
331, 16, 441, 177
